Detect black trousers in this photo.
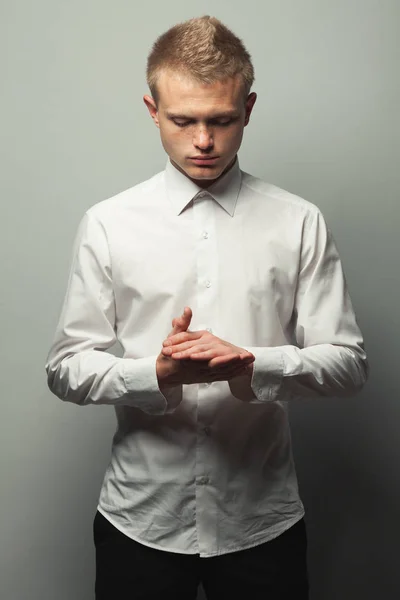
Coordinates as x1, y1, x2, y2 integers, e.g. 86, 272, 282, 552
94, 511, 309, 599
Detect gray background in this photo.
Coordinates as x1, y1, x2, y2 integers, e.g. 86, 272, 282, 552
1, 1, 399, 598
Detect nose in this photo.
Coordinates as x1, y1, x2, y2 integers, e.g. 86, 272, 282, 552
193, 126, 213, 151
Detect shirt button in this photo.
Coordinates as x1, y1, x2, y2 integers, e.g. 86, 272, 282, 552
204, 382, 211, 387
203, 231, 209, 239
204, 427, 211, 435
205, 280, 211, 288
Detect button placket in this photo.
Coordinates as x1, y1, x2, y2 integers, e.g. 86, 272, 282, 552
193, 191, 219, 548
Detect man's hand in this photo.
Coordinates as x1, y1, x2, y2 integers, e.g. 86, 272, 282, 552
156, 309, 254, 387
161, 327, 256, 400
162, 330, 253, 368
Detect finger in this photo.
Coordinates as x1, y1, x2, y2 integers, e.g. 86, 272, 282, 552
239, 352, 255, 363
189, 351, 220, 360
163, 330, 203, 347
169, 307, 193, 336
165, 342, 214, 356
207, 353, 255, 369
169, 343, 244, 360
162, 343, 204, 357
188, 347, 233, 361
207, 353, 242, 368
205, 351, 254, 364
171, 351, 214, 360
170, 345, 216, 360
171, 341, 213, 354
170, 307, 192, 333
179, 306, 192, 330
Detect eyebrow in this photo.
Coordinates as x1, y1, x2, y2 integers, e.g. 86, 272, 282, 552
165, 111, 239, 120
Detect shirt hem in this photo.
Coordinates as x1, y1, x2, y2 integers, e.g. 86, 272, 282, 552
96, 505, 305, 558
200, 510, 305, 557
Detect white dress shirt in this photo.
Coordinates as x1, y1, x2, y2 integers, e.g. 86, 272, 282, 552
46, 158, 368, 557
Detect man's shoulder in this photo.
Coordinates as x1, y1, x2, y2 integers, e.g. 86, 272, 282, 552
241, 171, 320, 217
87, 170, 164, 221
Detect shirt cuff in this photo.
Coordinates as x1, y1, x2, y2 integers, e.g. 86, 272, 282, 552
121, 355, 170, 415
244, 347, 284, 402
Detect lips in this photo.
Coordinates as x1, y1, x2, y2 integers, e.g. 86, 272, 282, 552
189, 156, 219, 165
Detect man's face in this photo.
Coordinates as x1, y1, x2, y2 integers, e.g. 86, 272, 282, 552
144, 71, 257, 187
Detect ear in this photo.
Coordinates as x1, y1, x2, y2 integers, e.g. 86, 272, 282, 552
143, 95, 160, 128
244, 92, 257, 127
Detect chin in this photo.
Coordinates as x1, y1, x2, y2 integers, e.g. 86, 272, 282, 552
172, 158, 230, 183
191, 172, 220, 181
187, 165, 225, 181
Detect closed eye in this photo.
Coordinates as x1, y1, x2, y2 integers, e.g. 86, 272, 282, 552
171, 118, 238, 128
172, 119, 193, 128
209, 118, 236, 127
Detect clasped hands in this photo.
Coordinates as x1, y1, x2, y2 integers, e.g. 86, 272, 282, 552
156, 307, 255, 388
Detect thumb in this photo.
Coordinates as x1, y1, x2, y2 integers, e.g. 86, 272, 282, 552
169, 307, 192, 337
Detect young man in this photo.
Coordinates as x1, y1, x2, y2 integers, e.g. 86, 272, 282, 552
46, 16, 368, 600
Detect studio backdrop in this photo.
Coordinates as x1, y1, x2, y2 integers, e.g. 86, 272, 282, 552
1, 1, 399, 599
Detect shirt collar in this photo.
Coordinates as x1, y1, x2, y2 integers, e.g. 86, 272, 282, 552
165, 158, 242, 217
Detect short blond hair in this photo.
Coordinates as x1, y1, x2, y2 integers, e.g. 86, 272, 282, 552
147, 16, 255, 103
